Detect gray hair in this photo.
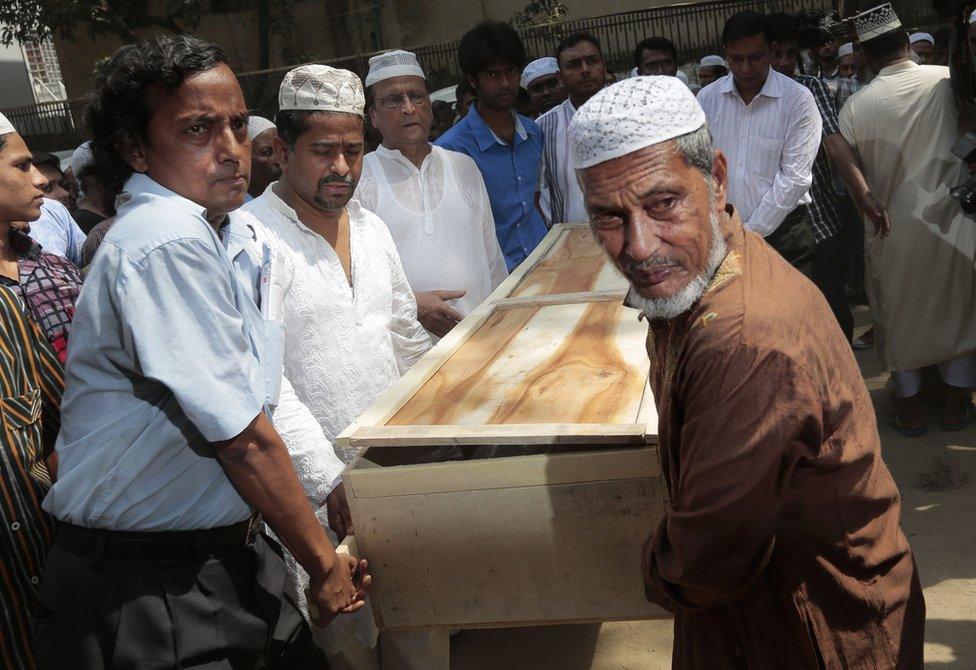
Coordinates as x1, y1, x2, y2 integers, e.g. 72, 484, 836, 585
674, 123, 714, 176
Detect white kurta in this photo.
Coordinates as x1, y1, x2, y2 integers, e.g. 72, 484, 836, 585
357, 145, 508, 322
242, 189, 432, 654
840, 61, 976, 371
243, 189, 431, 460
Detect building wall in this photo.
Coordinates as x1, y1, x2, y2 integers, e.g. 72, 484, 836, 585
0, 41, 37, 109
54, 0, 701, 99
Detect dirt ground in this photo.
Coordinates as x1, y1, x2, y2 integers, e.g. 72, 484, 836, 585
450, 306, 976, 668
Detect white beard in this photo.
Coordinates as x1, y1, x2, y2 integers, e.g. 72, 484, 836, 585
627, 207, 727, 321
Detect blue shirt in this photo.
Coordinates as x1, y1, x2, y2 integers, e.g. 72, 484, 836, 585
436, 105, 547, 270
30, 198, 86, 266
43, 174, 273, 530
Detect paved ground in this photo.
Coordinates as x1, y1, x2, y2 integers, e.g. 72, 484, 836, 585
451, 306, 976, 668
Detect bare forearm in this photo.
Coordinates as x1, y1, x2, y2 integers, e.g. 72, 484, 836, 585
824, 134, 869, 199
216, 412, 337, 577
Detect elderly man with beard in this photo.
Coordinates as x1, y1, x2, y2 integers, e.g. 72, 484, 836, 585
571, 76, 924, 668
243, 65, 441, 669
246, 115, 281, 201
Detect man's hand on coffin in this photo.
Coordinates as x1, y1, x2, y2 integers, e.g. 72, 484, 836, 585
327, 482, 354, 538
415, 289, 466, 338
307, 552, 372, 627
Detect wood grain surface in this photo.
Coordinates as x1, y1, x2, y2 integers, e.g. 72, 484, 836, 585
510, 227, 628, 298
387, 299, 648, 427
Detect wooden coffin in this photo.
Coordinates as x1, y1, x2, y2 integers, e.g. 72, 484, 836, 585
338, 223, 669, 629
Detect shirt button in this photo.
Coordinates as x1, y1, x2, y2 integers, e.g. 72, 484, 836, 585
10, 521, 19, 531
30, 576, 38, 585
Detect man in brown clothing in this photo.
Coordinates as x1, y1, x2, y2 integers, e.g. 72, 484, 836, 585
570, 76, 924, 668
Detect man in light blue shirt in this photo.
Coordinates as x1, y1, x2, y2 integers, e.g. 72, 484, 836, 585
436, 21, 547, 270
28, 197, 86, 265
36, 35, 367, 670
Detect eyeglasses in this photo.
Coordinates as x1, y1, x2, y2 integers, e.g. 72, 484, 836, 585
527, 77, 561, 95
378, 91, 429, 109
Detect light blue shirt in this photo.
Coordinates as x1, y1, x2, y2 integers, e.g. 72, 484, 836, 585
436, 105, 548, 270
43, 174, 272, 530
29, 198, 86, 265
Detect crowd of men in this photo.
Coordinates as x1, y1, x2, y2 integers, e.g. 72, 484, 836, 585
0, 1, 967, 668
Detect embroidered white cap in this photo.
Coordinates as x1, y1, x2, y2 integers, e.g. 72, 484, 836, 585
279, 64, 365, 117
699, 55, 725, 68
838, 42, 854, 59
0, 111, 15, 136
247, 116, 276, 141
629, 66, 639, 78
570, 75, 706, 170
520, 57, 559, 88
851, 3, 902, 43
364, 50, 426, 88
909, 32, 934, 46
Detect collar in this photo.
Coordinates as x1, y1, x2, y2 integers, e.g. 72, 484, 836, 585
219, 211, 259, 261
468, 104, 528, 151
259, 182, 363, 237
878, 59, 917, 77
122, 172, 209, 219
720, 68, 782, 101
375, 143, 434, 174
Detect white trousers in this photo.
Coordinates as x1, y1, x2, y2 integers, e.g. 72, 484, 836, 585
891, 354, 976, 398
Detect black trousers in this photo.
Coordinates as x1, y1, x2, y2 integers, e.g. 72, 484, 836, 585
765, 206, 815, 279
813, 231, 854, 343
35, 527, 327, 669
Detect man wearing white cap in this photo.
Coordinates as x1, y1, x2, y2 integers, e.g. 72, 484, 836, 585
909, 32, 935, 65
246, 115, 281, 201
358, 49, 507, 340
835, 41, 864, 109
242, 64, 441, 668
67, 140, 114, 233
571, 73, 924, 668
696, 54, 727, 88
537, 32, 607, 226
521, 56, 566, 117
840, 3, 976, 436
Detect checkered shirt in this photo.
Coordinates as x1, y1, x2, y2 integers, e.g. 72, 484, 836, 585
796, 74, 844, 243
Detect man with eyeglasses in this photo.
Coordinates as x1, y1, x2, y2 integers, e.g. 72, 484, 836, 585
536, 32, 607, 226
358, 50, 507, 340
634, 36, 679, 76
521, 56, 566, 117
436, 21, 547, 270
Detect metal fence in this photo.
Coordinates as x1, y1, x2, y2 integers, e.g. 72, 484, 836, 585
4, 0, 947, 146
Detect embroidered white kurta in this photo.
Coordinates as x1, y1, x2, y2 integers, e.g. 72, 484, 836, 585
243, 189, 431, 462
357, 145, 508, 322
840, 61, 976, 371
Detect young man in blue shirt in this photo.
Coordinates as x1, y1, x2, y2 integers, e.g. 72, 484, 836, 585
436, 21, 548, 270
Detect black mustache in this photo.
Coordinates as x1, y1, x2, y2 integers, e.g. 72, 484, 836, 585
318, 175, 355, 187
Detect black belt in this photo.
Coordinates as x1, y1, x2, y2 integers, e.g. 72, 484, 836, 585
56, 517, 260, 562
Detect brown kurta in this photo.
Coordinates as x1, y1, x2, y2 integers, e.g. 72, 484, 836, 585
642, 207, 924, 669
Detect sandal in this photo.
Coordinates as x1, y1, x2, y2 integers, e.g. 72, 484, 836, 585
941, 402, 976, 432
887, 410, 927, 438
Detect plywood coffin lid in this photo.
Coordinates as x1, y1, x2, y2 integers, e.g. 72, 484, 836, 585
337, 224, 659, 450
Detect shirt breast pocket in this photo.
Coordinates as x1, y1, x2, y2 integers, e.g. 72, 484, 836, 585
1, 387, 41, 428
753, 135, 785, 178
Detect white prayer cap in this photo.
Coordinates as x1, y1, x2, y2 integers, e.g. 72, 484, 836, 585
909, 32, 934, 46
279, 64, 365, 117
851, 3, 901, 43
629, 67, 638, 78
675, 70, 690, 85
520, 57, 558, 88
247, 116, 276, 141
570, 75, 706, 170
699, 55, 725, 68
69, 141, 94, 177
971, 8, 976, 24
0, 111, 15, 136
838, 42, 854, 59
364, 50, 426, 88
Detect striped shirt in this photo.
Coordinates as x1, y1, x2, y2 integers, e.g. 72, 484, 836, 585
795, 74, 844, 243
537, 98, 589, 225
697, 69, 822, 237
0, 285, 63, 670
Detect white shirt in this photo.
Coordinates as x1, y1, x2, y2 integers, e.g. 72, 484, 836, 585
536, 99, 589, 225
30, 198, 86, 265
357, 145, 508, 324
697, 69, 822, 237
242, 188, 431, 462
